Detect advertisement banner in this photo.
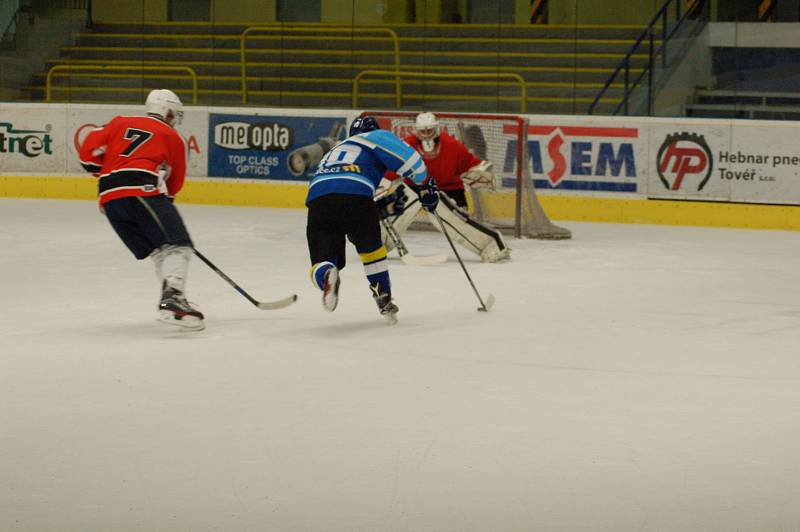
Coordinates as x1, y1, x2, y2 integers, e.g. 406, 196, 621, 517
648, 123, 731, 201
523, 119, 647, 194
648, 120, 800, 205
67, 105, 208, 177
728, 123, 800, 204
0, 105, 66, 173
208, 113, 348, 180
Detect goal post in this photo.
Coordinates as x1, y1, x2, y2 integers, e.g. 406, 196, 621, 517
360, 110, 571, 239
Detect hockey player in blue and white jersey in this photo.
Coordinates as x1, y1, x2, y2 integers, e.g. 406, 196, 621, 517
305, 115, 437, 323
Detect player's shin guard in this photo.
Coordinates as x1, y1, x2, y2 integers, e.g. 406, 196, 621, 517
426, 194, 510, 262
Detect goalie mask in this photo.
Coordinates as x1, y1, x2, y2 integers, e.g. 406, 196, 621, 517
145, 89, 183, 127
414, 112, 441, 155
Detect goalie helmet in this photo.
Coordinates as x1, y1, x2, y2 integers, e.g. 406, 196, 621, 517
145, 89, 183, 127
414, 112, 441, 154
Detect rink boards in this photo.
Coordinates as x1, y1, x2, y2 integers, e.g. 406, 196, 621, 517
1, 102, 799, 231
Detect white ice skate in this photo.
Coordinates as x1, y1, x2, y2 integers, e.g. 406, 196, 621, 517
157, 286, 205, 331
322, 267, 340, 312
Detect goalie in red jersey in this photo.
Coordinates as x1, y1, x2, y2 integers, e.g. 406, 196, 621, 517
78, 89, 204, 331
379, 112, 510, 263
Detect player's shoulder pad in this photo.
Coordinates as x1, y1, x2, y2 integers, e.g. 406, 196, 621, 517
362, 129, 401, 144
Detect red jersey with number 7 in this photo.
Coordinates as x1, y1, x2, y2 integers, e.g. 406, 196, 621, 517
78, 115, 187, 205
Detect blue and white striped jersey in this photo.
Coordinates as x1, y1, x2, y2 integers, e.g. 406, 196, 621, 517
305, 129, 428, 204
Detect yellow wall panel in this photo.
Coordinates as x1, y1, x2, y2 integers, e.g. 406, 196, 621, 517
548, 0, 660, 24
212, 0, 276, 23
92, 0, 168, 23
323, 0, 408, 24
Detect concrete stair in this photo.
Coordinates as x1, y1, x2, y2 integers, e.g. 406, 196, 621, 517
30, 21, 656, 114
1, 11, 84, 100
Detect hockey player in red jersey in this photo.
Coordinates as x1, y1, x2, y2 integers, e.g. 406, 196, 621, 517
78, 88, 204, 331
381, 112, 510, 263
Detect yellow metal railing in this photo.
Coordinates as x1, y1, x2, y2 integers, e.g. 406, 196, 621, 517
353, 70, 528, 112
240, 25, 400, 106
46, 65, 198, 103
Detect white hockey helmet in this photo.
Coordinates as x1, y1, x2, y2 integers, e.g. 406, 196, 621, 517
145, 89, 183, 126
414, 112, 440, 153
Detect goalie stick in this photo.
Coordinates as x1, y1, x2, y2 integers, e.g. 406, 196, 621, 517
381, 217, 447, 266
429, 210, 495, 312
193, 249, 298, 310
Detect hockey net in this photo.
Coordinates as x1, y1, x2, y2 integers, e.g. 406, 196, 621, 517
363, 111, 571, 239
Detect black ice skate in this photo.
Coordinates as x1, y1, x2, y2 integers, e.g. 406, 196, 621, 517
371, 282, 399, 324
322, 266, 340, 312
158, 283, 205, 331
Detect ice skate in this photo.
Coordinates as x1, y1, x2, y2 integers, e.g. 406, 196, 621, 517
371, 283, 399, 324
379, 300, 399, 324
158, 284, 205, 331
322, 266, 340, 312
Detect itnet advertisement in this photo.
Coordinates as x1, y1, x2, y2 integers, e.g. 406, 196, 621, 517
648, 120, 800, 205
0, 103, 208, 176
0, 105, 65, 173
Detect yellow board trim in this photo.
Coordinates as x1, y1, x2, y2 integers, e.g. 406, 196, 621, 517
539, 195, 800, 231
2, 175, 798, 231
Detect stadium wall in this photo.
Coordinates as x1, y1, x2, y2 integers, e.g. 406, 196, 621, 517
1, 102, 798, 231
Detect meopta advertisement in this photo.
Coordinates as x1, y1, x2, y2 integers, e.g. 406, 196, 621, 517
207, 113, 348, 180
648, 120, 800, 205
522, 118, 647, 194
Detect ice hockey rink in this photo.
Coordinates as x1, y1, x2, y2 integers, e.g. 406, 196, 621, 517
2, 197, 799, 532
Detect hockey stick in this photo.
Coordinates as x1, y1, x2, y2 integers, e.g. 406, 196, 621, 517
381, 217, 447, 266
193, 249, 298, 310
429, 209, 495, 312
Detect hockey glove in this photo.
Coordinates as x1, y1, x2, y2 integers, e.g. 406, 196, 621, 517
461, 160, 497, 190
375, 190, 408, 219
418, 180, 439, 213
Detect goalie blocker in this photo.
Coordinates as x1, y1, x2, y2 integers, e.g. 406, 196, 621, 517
377, 182, 510, 263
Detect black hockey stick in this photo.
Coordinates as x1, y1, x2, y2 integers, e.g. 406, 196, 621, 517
193, 249, 298, 310
380, 217, 447, 266
137, 195, 296, 311
429, 209, 494, 312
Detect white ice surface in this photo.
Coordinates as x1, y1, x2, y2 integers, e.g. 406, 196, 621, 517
2, 198, 800, 532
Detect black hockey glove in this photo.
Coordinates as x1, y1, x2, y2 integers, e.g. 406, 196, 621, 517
375, 190, 408, 219
418, 180, 439, 213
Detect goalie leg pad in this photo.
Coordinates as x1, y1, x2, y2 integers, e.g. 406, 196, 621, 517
379, 190, 422, 252
428, 194, 510, 262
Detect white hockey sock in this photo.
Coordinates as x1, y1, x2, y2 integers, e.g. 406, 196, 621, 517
150, 247, 165, 283
152, 244, 192, 293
